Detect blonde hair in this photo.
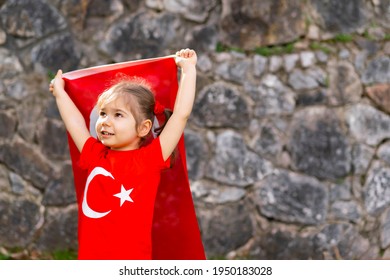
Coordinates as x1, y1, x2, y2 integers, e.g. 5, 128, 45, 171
96, 76, 172, 143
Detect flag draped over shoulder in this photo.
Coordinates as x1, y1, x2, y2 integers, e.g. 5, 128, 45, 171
63, 56, 205, 260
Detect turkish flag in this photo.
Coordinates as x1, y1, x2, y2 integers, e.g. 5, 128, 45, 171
63, 56, 205, 260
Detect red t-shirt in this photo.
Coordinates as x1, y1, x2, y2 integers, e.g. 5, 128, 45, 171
77, 137, 170, 259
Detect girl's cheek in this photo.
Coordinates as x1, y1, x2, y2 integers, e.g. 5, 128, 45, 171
95, 121, 101, 133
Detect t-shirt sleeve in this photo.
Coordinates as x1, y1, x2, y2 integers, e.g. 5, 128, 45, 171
143, 137, 171, 170
79, 137, 106, 170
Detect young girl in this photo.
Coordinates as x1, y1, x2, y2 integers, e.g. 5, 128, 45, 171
49, 49, 197, 259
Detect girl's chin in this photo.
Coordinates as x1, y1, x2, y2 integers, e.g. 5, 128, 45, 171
99, 139, 114, 147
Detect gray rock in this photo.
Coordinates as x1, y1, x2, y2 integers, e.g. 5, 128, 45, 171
36, 205, 78, 252
197, 201, 253, 257
269, 56, 283, 72
164, 0, 217, 23
309, 0, 368, 34
187, 25, 218, 52
295, 88, 327, 107
9, 172, 26, 195
145, 0, 164, 10
352, 143, 375, 175
61, 0, 125, 35
338, 49, 350, 59
329, 183, 352, 202
0, 48, 23, 79
378, 142, 390, 166
375, 0, 390, 28
207, 130, 272, 187
315, 51, 329, 63
381, 208, 390, 249
44, 99, 62, 120
31, 33, 80, 73
253, 55, 267, 77
255, 170, 328, 225
0, 194, 42, 247
197, 54, 212, 73
193, 82, 250, 129
86, 0, 124, 17
362, 56, 390, 84
0, 27, 6, 45
216, 59, 251, 84
288, 107, 351, 180
354, 50, 368, 74
384, 248, 390, 259
122, 0, 142, 12
245, 74, 296, 117
327, 60, 362, 106
254, 222, 373, 259
100, 11, 179, 61
58, 0, 89, 32
329, 201, 361, 222
3, 78, 30, 101
37, 119, 69, 160
0, 110, 17, 139
288, 68, 326, 90
42, 163, 76, 206
313, 223, 371, 259
0, 0, 389, 259
250, 120, 284, 160
253, 228, 321, 259
364, 161, 390, 216
206, 187, 246, 204
0, 137, 56, 190
0, 165, 11, 193
300, 51, 316, 68
17, 94, 48, 142
220, 0, 305, 50
346, 103, 390, 146
184, 130, 207, 181
0, 0, 66, 38
283, 53, 299, 72
191, 180, 246, 204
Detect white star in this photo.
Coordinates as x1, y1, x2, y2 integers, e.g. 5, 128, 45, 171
113, 185, 134, 206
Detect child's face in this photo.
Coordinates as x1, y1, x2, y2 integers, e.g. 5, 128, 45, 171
95, 97, 140, 150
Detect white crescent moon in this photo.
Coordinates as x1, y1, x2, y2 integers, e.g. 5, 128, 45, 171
82, 167, 113, 219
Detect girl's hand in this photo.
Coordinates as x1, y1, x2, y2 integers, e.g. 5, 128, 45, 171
175, 48, 197, 71
49, 69, 65, 97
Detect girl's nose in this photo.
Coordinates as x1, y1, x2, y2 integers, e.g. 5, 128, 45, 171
101, 116, 111, 126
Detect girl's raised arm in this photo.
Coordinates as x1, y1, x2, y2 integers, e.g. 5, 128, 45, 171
49, 70, 91, 152
159, 49, 197, 161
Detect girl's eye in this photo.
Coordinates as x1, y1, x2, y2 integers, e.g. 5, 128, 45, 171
99, 111, 106, 117
115, 113, 123, 118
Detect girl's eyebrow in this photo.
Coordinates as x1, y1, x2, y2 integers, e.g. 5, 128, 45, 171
100, 105, 128, 115
111, 107, 129, 115
115, 108, 128, 115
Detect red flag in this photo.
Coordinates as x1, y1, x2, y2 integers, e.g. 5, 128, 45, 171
63, 56, 205, 259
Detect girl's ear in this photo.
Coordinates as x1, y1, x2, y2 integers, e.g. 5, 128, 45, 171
137, 119, 152, 137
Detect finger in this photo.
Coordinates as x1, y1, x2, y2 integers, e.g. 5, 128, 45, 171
186, 49, 193, 58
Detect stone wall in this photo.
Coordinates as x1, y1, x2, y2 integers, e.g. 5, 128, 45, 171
0, 0, 389, 259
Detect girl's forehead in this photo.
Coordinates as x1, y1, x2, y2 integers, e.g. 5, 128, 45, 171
100, 96, 131, 111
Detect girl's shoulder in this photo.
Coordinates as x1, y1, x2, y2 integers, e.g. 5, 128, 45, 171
139, 137, 171, 169
79, 137, 109, 169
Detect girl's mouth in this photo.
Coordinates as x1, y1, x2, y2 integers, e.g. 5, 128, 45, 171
101, 131, 114, 136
